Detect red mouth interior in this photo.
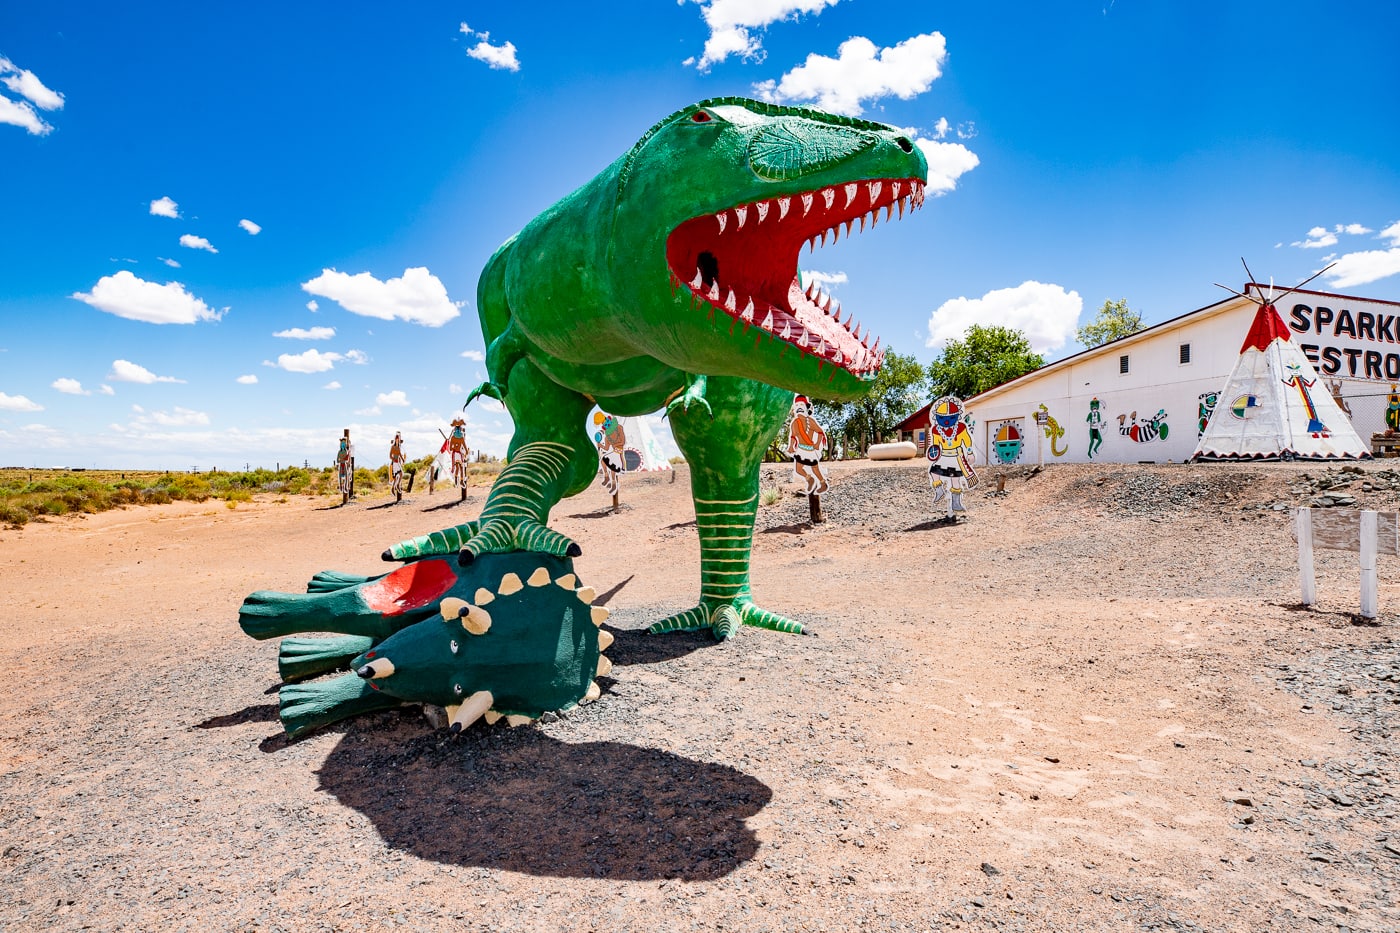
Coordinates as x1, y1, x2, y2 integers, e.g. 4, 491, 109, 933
666, 177, 927, 378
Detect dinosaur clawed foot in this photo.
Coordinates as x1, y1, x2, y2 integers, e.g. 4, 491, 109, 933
457, 517, 580, 565
647, 599, 810, 640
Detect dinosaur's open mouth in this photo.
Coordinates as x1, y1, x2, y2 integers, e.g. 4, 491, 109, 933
666, 177, 926, 378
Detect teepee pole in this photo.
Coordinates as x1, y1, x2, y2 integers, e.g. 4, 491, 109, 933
1360, 510, 1379, 619
1296, 508, 1317, 606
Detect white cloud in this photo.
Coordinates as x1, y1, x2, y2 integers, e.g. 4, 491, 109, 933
914, 138, 980, 195
356, 405, 382, 416
449, 383, 465, 395
267, 349, 344, 374
99, 384, 114, 395
238, 218, 261, 235
108, 359, 185, 384
273, 326, 336, 340
956, 122, 977, 140
927, 281, 1083, 355
799, 270, 848, 289
51, 378, 88, 395
0, 392, 43, 412
0, 57, 64, 110
301, 267, 462, 327
236, 374, 258, 385
323, 380, 342, 390
306, 300, 319, 312
459, 23, 521, 71
376, 390, 410, 407
343, 349, 369, 365
159, 257, 181, 268
753, 31, 947, 116
1292, 223, 1373, 249
130, 405, 210, 427
684, 0, 842, 70
460, 349, 485, 361
72, 271, 224, 324
1323, 249, 1400, 289
179, 234, 218, 253
1380, 221, 1400, 246
0, 93, 51, 135
150, 196, 179, 218
932, 117, 950, 139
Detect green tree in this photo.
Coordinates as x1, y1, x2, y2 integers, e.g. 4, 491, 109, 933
1077, 297, 1144, 348
811, 347, 929, 455
926, 324, 1044, 399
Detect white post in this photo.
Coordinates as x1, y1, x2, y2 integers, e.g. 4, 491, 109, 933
1360, 509, 1378, 619
1296, 508, 1317, 607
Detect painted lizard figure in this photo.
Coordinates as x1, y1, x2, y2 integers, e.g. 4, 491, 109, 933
422, 98, 928, 639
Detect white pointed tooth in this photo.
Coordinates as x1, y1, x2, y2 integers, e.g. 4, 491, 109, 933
844, 182, 858, 207
869, 210, 877, 229
831, 225, 840, 244
781, 321, 792, 340
884, 203, 894, 223
801, 192, 814, 216
898, 197, 907, 219
845, 219, 855, 238
778, 196, 791, 220
761, 309, 774, 330
831, 299, 841, 319
853, 322, 862, 341
821, 187, 835, 209
805, 280, 817, 299
717, 211, 727, 235
797, 329, 810, 348
708, 281, 721, 302
724, 289, 737, 312
892, 181, 902, 199
734, 205, 748, 228
859, 214, 867, 233
820, 230, 829, 247
690, 268, 704, 289
816, 337, 827, 354
450, 690, 494, 731
868, 180, 882, 205
819, 292, 831, 312
756, 201, 770, 223
741, 298, 755, 322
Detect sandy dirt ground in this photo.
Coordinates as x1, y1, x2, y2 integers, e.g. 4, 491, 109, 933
1, 458, 1398, 932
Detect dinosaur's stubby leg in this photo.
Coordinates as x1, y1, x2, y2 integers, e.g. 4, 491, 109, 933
458, 358, 599, 562
650, 375, 805, 639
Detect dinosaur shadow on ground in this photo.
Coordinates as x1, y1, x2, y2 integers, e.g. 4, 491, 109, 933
315, 718, 771, 881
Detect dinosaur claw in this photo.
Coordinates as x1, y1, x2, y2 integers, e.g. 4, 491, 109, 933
380, 548, 393, 562
566, 542, 582, 557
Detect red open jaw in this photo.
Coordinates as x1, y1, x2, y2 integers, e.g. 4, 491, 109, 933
666, 176, 927, 378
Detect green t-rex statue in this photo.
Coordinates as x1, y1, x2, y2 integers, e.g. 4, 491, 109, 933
444, 96, 928, 639
239, 97, 928, 738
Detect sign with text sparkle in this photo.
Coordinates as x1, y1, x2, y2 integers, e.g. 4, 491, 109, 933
1286, 293, 1400, 381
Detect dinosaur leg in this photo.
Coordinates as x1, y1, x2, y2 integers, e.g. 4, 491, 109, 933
649, 375, 808, 640
456, 359, 598, 561
277, 635, 376, 682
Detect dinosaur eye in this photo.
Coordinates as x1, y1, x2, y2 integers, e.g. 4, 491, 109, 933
450, 639, 459, 654
690, 111, 712, 123
453, 683, 464, 696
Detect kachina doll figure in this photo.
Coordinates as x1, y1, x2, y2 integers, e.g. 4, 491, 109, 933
1387, 385, 1400, 434
786, 395, 829, 495
926, 395, 976, 518
389, 431, 406, 502
1086, 397, 1104, 459
593, 411, 626, 497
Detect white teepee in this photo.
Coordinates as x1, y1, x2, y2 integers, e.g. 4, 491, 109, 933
588, 410, 673, 472
1193, 294, 1369, 461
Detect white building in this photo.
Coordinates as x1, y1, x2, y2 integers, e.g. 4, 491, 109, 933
963, 284, 1400, 465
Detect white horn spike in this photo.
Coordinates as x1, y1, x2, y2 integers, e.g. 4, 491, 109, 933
584, 681, 602, 702
498, 573, 523, 596
450, 690, 494, 732
590, 606, 610, 627
527, 567, 551, 587
596, 655, 613, 677
597, 629, 615, 651
576, 585, 598, 605
554, 573, 577, 590
462, 604, 493, 635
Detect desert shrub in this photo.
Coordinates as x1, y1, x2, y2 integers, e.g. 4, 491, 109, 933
0, 502, 33, 526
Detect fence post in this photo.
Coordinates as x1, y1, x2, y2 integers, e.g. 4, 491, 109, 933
1360, 509, 1379, 619
1296, 508, 1317, 606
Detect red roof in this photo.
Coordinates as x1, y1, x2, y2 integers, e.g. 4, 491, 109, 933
893, 402, 932, 432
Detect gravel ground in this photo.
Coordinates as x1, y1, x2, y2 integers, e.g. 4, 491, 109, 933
2, 459, 1399, 932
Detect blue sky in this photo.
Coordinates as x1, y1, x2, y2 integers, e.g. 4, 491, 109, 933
2, 1, 1398, 470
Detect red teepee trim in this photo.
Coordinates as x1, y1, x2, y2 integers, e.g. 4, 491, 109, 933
1240, 303, 1292, 353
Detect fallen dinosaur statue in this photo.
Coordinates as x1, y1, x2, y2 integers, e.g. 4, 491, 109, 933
240, 96, 928, 737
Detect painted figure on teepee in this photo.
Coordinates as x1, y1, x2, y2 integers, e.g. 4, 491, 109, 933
593, 411, 626, 497
926, 396, 976, 519
239, 96, 929, 736
786, 395, 829, 495
1193, 262, 1369, 461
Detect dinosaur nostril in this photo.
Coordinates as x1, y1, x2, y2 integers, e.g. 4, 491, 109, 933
895, 136, 914, 153
356, 665, 373, 679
